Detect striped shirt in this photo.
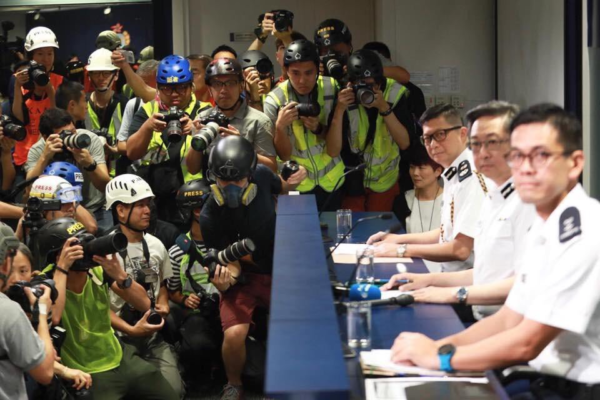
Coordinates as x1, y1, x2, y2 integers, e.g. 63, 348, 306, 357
167, 239, 207, 292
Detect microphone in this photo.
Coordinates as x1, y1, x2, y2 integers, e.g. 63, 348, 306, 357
349, 283, 381, 301
368, 294, 415, 307
318, 163, 367, 217
326, 213, 392, 259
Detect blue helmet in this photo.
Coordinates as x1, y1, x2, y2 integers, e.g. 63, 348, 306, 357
43, 162, 84, 187
157, 55, 193, 85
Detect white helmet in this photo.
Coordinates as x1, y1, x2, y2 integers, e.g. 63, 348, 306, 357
105, 174, 154, 209
24, 27, 59, 52
86, 48, 119, 72
30, 176, 82, 204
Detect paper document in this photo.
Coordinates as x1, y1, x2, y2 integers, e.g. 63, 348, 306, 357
330, 244, 412, 264
365, 377, 490, 400
380, 290, 412, 299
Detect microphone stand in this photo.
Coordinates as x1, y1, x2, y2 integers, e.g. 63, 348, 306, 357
318, 164, 366, 218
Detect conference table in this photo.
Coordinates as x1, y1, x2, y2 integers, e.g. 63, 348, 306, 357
266, 195, 510, 399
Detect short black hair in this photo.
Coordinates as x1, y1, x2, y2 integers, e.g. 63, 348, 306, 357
362, 41, 391, 59
55, 80, 84, 110
509, 103, 582, 153
419, 103, 463, 127
211, 45, 237, 59
407, 143, 442, 171
465, 100, 520, 136
275, 31, 306, 50
38, 108, 74, 137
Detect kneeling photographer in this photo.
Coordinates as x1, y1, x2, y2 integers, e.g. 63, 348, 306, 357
104, 174, 184, 398
24, 108, 111, 228
37, 217, 179, 400
185, 57, 277, 179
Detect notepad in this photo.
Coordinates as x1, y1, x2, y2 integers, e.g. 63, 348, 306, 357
365, 377, 492, 400
330, 243, 412, 264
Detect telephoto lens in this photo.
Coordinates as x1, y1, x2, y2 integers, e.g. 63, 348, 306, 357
296, 102, 321, 118
192, 123, 218, 152
325, 58, 344, 80
217, 238, 256, 265
82, 231, 128, 256
353, 83, 376, 106
166, 119, 183, 143
60, 131, 91, 149
0, 115, 26, 141
147, 308, 163, 325
255, 58, 273, 76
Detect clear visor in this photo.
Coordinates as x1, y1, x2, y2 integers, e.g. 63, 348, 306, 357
56, 186, 82, 204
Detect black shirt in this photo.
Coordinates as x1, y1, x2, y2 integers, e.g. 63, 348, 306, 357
200, 165, 282, 274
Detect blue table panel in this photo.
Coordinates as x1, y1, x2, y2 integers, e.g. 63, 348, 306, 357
277, 194, 319, 215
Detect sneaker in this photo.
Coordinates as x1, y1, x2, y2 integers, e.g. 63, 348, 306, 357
220, 383, 243, 400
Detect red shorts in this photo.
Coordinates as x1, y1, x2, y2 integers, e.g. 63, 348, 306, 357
342, 183, 400, 212
219, 273, 272, 332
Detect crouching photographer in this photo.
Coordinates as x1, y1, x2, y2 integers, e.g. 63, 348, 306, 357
36, 217, 179, 400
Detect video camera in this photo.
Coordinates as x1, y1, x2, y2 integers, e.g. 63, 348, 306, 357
23, 197, 61, 232
0, 114, 26, 141
192, 110, 230, 152
6, 276, 58, 314
203, 238, 256, 280
160, 106, 186, 144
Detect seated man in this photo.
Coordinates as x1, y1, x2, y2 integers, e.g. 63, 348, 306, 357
390, 104, 600, 399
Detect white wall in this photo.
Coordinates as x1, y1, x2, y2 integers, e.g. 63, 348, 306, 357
0, 11, 28, 42
497, 0, 564, 107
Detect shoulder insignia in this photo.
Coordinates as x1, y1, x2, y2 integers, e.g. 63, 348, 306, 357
444, 167, 457, 180
458, 160, 472, 182
559, 206, 582, 243
474, 171, 488, 194
501, 182, 515, 199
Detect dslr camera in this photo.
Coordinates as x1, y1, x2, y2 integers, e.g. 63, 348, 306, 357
280, 160, 299, 181
160, 106, 186, 144
192, 110, 230, 152
0, 114, 26, 141
26, 60, 49, 87
117, 49, 136, 64
6, 276, 58, 314
203, 238, 256, 280
320, 52, 345, 81
91, 128, 115, 146
352, 82, 376, 106
269, 10, 294, 32
71, 231, 129, 271
59, 130, 91, 150
132, 267, 163, 325
255, 58, 273, 79
295, 102, 321, 118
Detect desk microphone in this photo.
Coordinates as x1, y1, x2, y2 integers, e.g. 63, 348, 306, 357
326, 213, 393, 259
318, 163, 366, 217
368, 294, 415, 307
349, 283, 381, 301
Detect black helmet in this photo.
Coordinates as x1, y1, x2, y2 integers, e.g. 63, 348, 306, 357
205, 58, 243, 85
314, 19, 352, 48
239, 50, 273, 76
284, 40, 319, 68
176, 180, 211, 216
347, 49, 384, 82
208, 136, 257, 182
38, 217, 87, 265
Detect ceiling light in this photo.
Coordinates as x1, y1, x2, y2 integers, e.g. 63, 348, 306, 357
104, 6, 111, 15
33, 10, 41, 20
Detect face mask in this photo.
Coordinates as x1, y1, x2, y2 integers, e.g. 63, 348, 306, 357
221, 184, 244, 208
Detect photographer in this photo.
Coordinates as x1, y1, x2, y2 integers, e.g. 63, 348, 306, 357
104, 174, 184, 397
187, 54, 213, 104
329, 49, 412, 212
263, 39, 344, 211
24, 109, 111, 230
240, 50, 275, 112
248, 10, 294, 54
55, 80, 87, 129
11, 27, 64, 184
0, 223, 55, 398
186, 58, 277, 176
126, 55, 211, 228
200, 136, 305, 399
167, 180, 223, 375
37, 218, 178, 399
0, 124, 24, 220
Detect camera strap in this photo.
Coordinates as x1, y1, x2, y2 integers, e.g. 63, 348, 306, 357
115, 226, 151, 268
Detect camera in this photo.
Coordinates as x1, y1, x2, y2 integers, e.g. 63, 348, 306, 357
71, 231, 128, 271
280, 160, 299, 181
320, 53, 345, 81
6, 276, 58, 314
132, 268, 163, 325
50, 326, 67, 356
27, 60, 49, 87
0, 114, 26, 141
59, 130, 91, 150
117, 49, 136, 64
352, 82, 376, 106
23, 197, 61, 232
160, 106, 186, 144
192, 110, 230, 152
296, 102, 321, 118
91, 128, 114, 146
255, 58, 273, 79
203, 238, 256, 280
269, 10, 294, 32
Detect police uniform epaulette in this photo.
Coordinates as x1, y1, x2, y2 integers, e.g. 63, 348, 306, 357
474, 171, 488, 194
559, 206, 582, 243
501, 182, 515, 199
175, 233, 192, 253
458, 160, 472, 182
444, 167, 457, 180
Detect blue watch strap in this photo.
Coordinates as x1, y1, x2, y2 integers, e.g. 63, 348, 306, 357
439, 352, 454, 372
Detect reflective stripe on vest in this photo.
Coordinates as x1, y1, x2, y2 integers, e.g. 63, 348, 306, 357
266, 76, 344, 192
178, 233, 214, 297
347, 78, 407, 192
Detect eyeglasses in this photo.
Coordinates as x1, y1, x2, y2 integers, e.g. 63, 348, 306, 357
468, 138, 510, 153
506, 148, 571, 169
89, 71, 116, 78
420, 126, 462, 146
158, 84, 191, 95
210, 80, 240, 90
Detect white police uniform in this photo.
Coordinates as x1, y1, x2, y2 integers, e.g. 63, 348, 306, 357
506, 184, 600, 384
439, 148, 487, 272
472, 178, 536, 320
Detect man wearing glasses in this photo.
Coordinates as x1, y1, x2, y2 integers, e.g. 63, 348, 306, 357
389, 104, 600, 398
381, 101, 536, 322
369, 104, 487, 275
126, 55, 211, 228
186, 58, 277, 175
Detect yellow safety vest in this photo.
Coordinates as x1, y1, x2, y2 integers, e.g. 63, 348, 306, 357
267, 76, 344, 192
140, 94, 211, 182
347, 78, 407, 192
84, 98, 123, 141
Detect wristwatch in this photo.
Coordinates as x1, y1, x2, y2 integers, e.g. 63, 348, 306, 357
396, 244, 407, 257
83, 160, 97, 172
438, 343, 456, 372
117, 275, 132, 290
456, 287, 468, 304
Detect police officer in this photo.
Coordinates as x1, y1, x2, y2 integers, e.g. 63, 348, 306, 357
167, 180, 223, 373
368, 104, 487, 274
186, 57, 277, 174
200, 136, 305, 399
126, 55, 211, 228
390, 104, 600, 399
384, 101, 536, 321
330, 49, 412, 212
263, 39, 344, 211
